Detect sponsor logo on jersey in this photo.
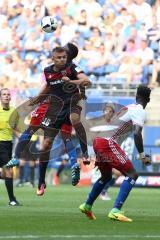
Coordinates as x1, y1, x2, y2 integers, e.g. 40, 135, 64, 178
49, 79, 64, 85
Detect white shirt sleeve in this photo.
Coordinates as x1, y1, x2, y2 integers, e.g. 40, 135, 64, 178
129, 105, 146, 127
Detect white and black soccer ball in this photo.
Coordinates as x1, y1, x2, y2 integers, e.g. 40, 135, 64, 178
41, 16, 58, 33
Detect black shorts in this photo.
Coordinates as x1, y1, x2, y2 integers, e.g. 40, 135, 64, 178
42, 102, 82, 137
0, 141, 12, 167
20, 141, 39, 161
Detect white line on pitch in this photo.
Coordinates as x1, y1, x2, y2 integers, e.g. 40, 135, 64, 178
0, 235, 160, 239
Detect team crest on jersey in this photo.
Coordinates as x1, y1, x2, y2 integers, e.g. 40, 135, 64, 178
48, 74, 53, 79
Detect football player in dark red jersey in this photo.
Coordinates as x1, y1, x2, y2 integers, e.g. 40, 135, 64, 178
7, 43, 91, 195
34, 46, 91, 195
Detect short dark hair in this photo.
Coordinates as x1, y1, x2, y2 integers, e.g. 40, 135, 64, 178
65, 42, 78, 62
52, 46, 67, 55
136, 85, 151, 102
0, 88, 9, 96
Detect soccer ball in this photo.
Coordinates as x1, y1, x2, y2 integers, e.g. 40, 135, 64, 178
41, 16, 58, 33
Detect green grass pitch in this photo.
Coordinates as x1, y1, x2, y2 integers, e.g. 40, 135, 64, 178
0, 184, 160, 240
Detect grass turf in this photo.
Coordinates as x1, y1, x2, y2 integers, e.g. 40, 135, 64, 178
0, 184, 160, 240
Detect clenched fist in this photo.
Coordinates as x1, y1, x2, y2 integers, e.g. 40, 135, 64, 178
62, 76, 70, 81
140, 154, 151, 166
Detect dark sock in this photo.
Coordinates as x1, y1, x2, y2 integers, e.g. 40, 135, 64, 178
101, 177, 116, 195
38, 151, 50, 188
57, 164, 65, 177
15, 129, 34, 158
64, 139, 77, 167
19, 166, 24, 183
74, 122, 88, 157
38, 161, 48, 188
86, 178, 109, 206
30, 166, 35, 185
114, 177, 135, 210
5, 177, 16, 202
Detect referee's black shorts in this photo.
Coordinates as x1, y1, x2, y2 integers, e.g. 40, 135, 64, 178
0, 141, 12, 167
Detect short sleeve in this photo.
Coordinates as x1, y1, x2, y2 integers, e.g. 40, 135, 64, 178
43, 70, 50, 86
129, 106, 146, 127
74, 65, 83, 74
9, 108, 19, 130
70, 63, 84, 79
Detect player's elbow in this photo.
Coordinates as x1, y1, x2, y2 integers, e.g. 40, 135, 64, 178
87, 79, 92, 86
134, 132, 141, 140
134, 131, 143, 145
81, 79, 91, 87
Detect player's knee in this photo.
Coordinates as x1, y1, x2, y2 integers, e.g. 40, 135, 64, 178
61, 133, 71, 142
62, 159, 68, 165
42, 138, 52, 150
100, 174, 112, 184
19, 159, 25, 166
5, 169, 13, 178
29, 161, 35, 167
127, 171, 138, 181
70, 113, 80, 126
133, 172, 138, 181
72, 120, 80, 126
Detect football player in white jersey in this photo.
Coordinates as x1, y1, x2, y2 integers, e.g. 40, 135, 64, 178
79, 85, 151, 222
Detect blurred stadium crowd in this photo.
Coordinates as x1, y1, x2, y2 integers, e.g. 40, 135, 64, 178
0, 0, 160, 105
